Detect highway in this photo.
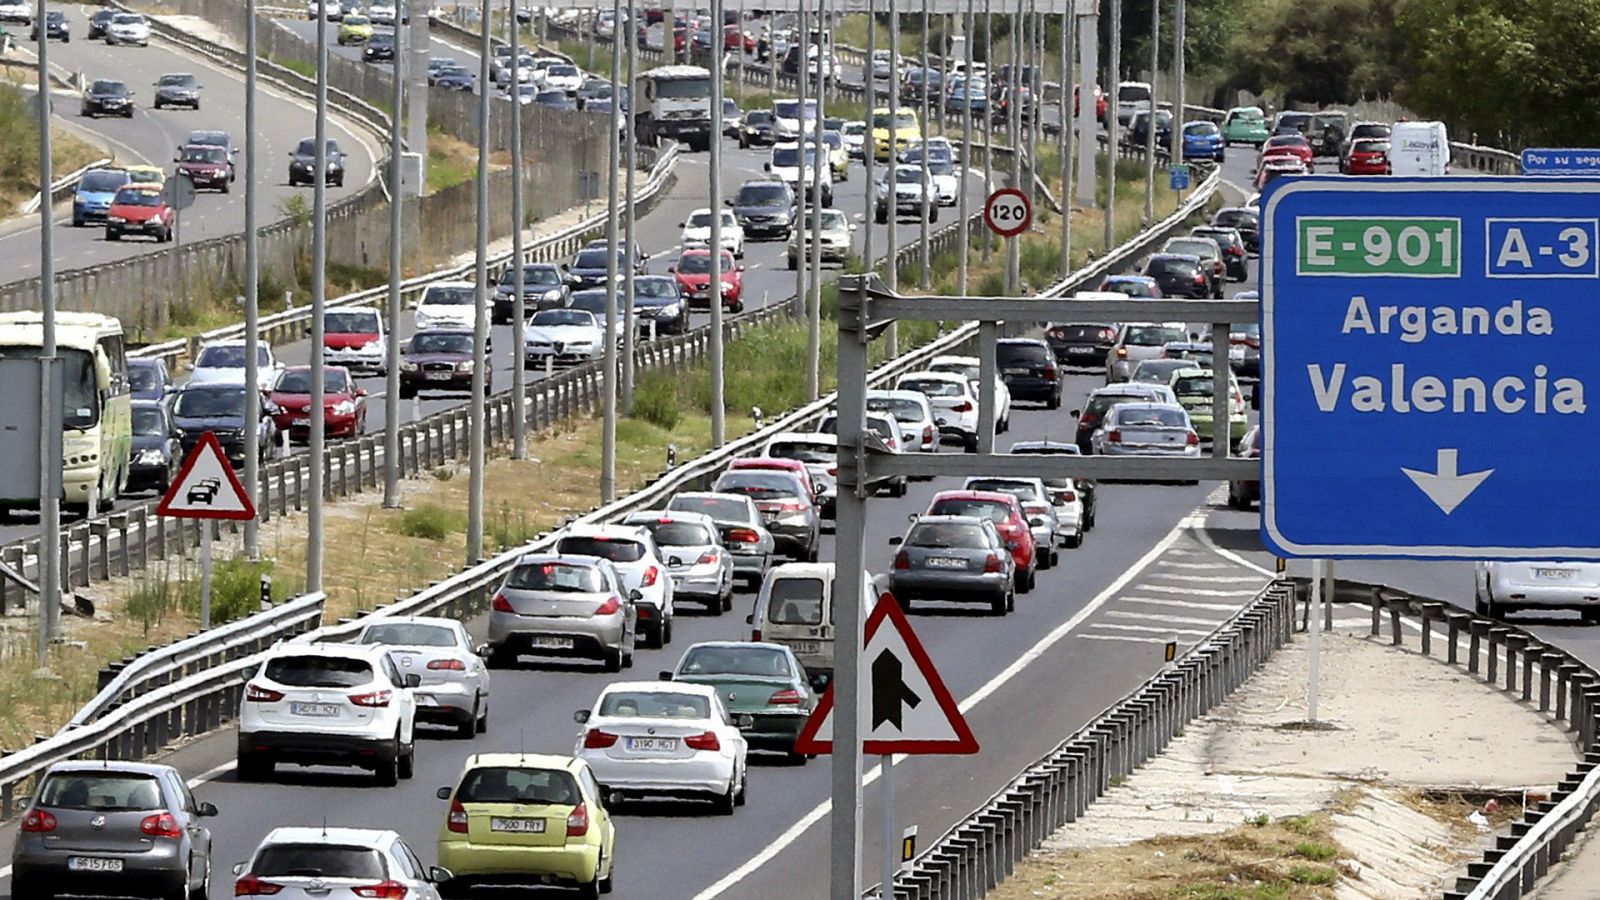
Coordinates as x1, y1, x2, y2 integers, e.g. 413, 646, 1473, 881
0, 3, 379, 282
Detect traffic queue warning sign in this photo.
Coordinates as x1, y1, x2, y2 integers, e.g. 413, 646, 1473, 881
1261, 178, 1600, 559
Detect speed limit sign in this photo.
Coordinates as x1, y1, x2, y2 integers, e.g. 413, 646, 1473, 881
984, 188, 1032, 238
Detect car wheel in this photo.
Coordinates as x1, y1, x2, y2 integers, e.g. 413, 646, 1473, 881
72, 214, 83, 227
375, 742, 401, 786
237, 752, 274, 782
1067, 534, 1082, 549
599, 852, 615, 895
892, 476, 908, 497
106, 229, 120, 241
990, 592, 1006, 615
476, 698, 489, 734
485, 644, 517, 668
1006, 589, 1016, 613
787, 256, 797, 270
603, 644, 623, 673
154, 99, 163, 109
645, 621, 664, 649
663, 614, 674, 644
220, 181, 229, 194
398, 738, 415, 779
735, 767, 747, 806
12, 875, 51, 900
786, 749, 809, 765
457, 699, 479, 738
1047, 394, 1061, 410
715, 777, 738, 815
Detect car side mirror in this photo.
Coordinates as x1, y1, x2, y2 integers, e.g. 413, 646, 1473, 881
736, 713, 754, 728
744, 613, 754, 625
172, 157, 179, 163
629, 589, 643, 602
356, 388, 367, 397
197, 801, 219, 817
574, 709, 591, 724
404, 673, 422, 688
666, 266, 675, 273
723, 198, 733, 206
1005, 540, 1020, 550
763, 162, 771, 171
888, 535, 903, 545
475, 642, 490, 657
658, 670, 673, 681
1068, 409, 1080, 418
184, 362, 195, 372
435, 786, 453, 800
429, 867, 454, 885
232, 863, 248, 877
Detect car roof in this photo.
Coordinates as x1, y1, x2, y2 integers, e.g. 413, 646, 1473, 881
911, 514, 989, 527
1112, 401, 1187, 414
461, 752, 581, 772
1009, 440, 1081, 454
425, 280, 476, 290
623, 509, 718, 528
600, 680, 718, 697
412, 327, 474, 336
47, 760, 175, 777
264, 642, 391, 661
560, 523, 650, 541
900, 370, 967, 383
683, 640, 797, 654
262, 827, 397, 848
359, 615, 459, 629
931, 489, 1022, 508
766, 431, 835, 445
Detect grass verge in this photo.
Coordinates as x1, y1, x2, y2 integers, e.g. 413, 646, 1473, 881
0, 83, 110, 213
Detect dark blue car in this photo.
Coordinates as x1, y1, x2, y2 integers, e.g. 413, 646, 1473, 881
128, 357, 171, 402
128, 400, 179, 493
72, 167, 131, 227
1181, 120, 1226, 162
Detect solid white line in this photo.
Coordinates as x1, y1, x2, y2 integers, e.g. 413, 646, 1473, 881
1153, 561, 1234, 570
1105, 610, 1223, 626
1076, 634, 1186, 645
1086, 622, 1215, 637
1143, 572, 1266, 584
1118, 597, 1241, 612
690, 513, 1202, 899
1135, 584, 1259, 597
1191, 524, 1277, 578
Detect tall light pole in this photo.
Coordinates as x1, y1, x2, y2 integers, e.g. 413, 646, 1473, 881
622, 8, 639, 415
1004, 0, 1021, 295
1059, 7, 1074, 278
958, 0, 973, 293
1105, 0, 1120, 251
600, 0, 622, 501
793, 0, 808, 325
710, 0, 729, 438
885, 4, 899, 287
917, 0, 931, 290
1074, 0, 1097, 210
383, 9, 406, 504
34, 0, 59, 664
805, 0, 825, 400
862, 0, 875, 273
466, 0, 490, 564
1174, 0, 1186, 161
980, 0, 992, 264
244, 0, 264, 548
307, 0, 329, 592
1144, 0, 1158, 222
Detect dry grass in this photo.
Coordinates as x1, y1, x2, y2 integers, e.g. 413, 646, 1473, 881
992, 812, 1349, 900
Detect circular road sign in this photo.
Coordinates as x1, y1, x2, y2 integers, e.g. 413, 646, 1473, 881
984, 187, 1032, 238
163, 175, 198, 212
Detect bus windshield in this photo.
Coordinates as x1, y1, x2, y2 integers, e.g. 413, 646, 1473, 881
0, 346, 97, 428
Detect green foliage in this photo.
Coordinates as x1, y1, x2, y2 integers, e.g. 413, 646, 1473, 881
275, 57, 318, 81
198, 557, 290, 625
1293, 840, 1337, 862
277, 194, 313, 228
632, 374, 683, 431
1287, 864, 1337, 885
1224, 0, 1404, 107
391, 504, 464, 541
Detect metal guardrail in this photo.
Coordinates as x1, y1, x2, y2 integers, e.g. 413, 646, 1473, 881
873, 580, 1294, 899
20, 157, 112, 216
62, 591, 326, 732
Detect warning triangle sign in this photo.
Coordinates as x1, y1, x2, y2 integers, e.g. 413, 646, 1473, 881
794, 593, 978, 756
155, 432, 257, 521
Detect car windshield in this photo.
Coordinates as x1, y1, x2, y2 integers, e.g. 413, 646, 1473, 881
1173, 375, 1215, 397
569, 293, 608, 315
1215, 209, 1257, 229
38, 774, 162, 811
1354, 140, 1390, 154
635, 278, 677, 298
549, 64, 579, 77
892, 168, 924, 184
599, 691, 711, 718
1133, 360, 1191, 383
325, 310, 379, 333
1116, 406, 1188, 427
1166, 239, 1215, 258
112, 14, 143, 24
91, 80, 128, 96
343, 13, 369, 23
294, 138, 340, 156
253, 846, 386, 880
716, 472, 801, 498
766, 577, 825, 624
441, 67, 472, 79
369, 32, 393, 45
899, 378, 962, 397
410, 332, 471, 354
556, 536, 646, 563
423, 286, 474, 306
264, 655, 373, 687
997, 343, 1049, 365
129, 364, 161, 393
132, 408, 165, 436
872, 113, 918, 129
500, 266, 561, 287
189, 131, 228, 147
745, 111, 773, 125
737, 184, 789, 206
767, 441, 833, 464
1118, 84, 1150, 101
181, 146, 227, 163
79, 170, 128, 193
573, 249, 611, 269
774, 100, 816, 119
274, 369, 351, 394
360, 623, 456, 647
772, 146, 816, 167
677, 252, 734, 274
1103, 279, 1156, 297
531, 310, 594, 328
113, 188, 161, 206
173, 387, 244, 418
506, 560, 605, 592
1146, 257, 1197, 276
907, 522, 989, 549
159, 74, 197, 88
668, 495, 752, 523
197, 345, 268, 368
687, 210, 733, 228
928, 498, 1009, 524
456, 767, 581, 805
1126, 326, 1186, 347
680, 645, 793, 678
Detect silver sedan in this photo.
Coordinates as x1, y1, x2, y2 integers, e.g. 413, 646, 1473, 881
355, 616, 491, 738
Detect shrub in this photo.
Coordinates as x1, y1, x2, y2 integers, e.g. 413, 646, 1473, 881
392, 504, 463, 541
632, 374, 682, 430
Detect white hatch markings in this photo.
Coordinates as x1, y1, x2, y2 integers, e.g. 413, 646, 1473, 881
1117, 597, 1242, 612
1075, 529, 1271, 648
1105, 610, 1225, 627
1089, 622, 1217, 637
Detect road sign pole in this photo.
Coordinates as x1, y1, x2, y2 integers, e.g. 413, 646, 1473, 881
600, 0, 621, 502
793, 0, 808, 325
884, 1, 899, 359
863, 0, 875, 278
309, 0, 329, 592
384, 12, 406, 504
509, 2, 528, 459
709, 0, 726, 446
1104, 0, 1119, 252
467, 0, 490, 563
1308, 557, 1322, 722
35, 0, 57, 670
879, 753, 895, 898
1143, 0, 1158, 222
1004, 0, 1022, 296
1073, 0, 1096, 210
244, 0, 264, 548
621, 13, 638, 416
917, 0, 931, 291
981, 0, 992, 264
1058, 7, 1073, 278
957, 0, 972, 293
807, 0, 826, 400
200, 521, 213, 630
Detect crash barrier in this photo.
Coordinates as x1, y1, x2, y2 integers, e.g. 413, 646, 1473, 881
868, 580, 1293, 899
20, 157, 113, 216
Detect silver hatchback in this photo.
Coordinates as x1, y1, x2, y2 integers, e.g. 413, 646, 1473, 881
12, 761, 218, 900
487, 553, 639, 672
667, 492, 777, 589
624, 510, 737, 612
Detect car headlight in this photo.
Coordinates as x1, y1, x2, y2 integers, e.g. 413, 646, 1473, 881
414, 312, 431, 327
541, 289, 563, 303
400, 361, 418, 372
135, 448, 164, 466
107, 216, 126, 224
457, 360, 474, 372
332, 399, 357, 415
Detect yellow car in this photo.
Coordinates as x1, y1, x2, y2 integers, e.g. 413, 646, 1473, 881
337, 13, 373, 44
437, 752, 617, 898
123, 164, 164, 187
872, 106, 920, 162
818, 131, 849, 181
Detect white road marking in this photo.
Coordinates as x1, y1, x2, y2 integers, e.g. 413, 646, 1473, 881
1117, 597, 1242, 612
1135, 584, 1259, 597
1153, 561, 1234, 570
1077, 633, 1188, 646
1144, 572, 1270, 584
1085, 622, 1216, 637
691, 512, 1201, 899
1105, 609, 1223, 627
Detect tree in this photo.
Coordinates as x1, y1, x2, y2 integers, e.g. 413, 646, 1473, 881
1223, 0, 1404, 107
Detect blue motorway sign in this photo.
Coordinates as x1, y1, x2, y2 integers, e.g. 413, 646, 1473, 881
1168, 164, 1191, 191
1522, 148, 1600, 176
1262, 178, 1600, 559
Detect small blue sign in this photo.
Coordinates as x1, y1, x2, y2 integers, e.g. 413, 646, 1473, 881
1521, 148, 1600, 176
1262, 178, 1600, 559
1168, 164, 1190, 191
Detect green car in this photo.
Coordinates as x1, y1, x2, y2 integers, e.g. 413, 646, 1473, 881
666, 641, 816, 763
1221, 106, 1269, 148
1170, 368, 1249, 447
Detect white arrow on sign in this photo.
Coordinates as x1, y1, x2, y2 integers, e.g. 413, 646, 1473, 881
1402, 449, 1494, 515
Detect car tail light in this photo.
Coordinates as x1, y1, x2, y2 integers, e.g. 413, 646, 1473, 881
447, 799, 469, 833
21, 809, 56, 833
349, 690, 392, 708
428, 659, 466, 671
583, 729, 619, 748
923, 424, 934, 444
1193, 272, 1207, 284
245, 683, 284, 703
777, 501, 808, 513
1116, 347, 1127, 358
1186, 431, 1200, 446
696, 550, 718, 565
685, 730, 721, 751
1106, 429, 1122, 443
641, 565, 661, 587
567, 803, 590, 837
593, 595, 621, 616
768, 688, 805, 705
751, 629, 763, 641
1042, 366, 1058, 382
140, 812, 183, 838
1058, 491, 1077, 503
894, 550, 910, 570
351, 881, 409, 899
983, 553, 1003, 573
235, 875, 284, 896
1226, 246, 1243, 256
951, 401, 973, 412
492, 593, 515, 613
727, 527, 759, 543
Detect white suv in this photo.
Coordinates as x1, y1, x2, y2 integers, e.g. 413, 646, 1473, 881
556, 524, 677, 649
237, 643, 420, 786
234, 827, 450, 899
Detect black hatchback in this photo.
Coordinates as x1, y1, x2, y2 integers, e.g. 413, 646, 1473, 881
1212, 207, 1259, 254
1142, 253, 1209, 299
1046, 322, 1117, 367
995, 338, 1061, 408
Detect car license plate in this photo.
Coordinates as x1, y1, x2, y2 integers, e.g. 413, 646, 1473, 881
927, 557, 967, 569
626, 737, 679, 752
529, 635, 574, 649
290, 702, 342, 717
1535, 568, 1576, 580
1003, 367, 1030, 376
490, 816, 546, 833
1068, 346, 1093, 354
292, 416, 310, 425
788, 640, 821, 654
68, 857, 123, 873
425, 371, 453, 381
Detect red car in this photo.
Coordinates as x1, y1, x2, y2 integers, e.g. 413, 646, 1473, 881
1073, 83, 1106, 121
728, 457, 821, 505
924, 490, 1038, 592
1261, 134, 1314, 169
724, 24, 755, 52
671, 248, 745, 313
268, 364, 367, 441
1342, 138, 1391, 175
105, 185, 174, 242
174, 142, 233, 192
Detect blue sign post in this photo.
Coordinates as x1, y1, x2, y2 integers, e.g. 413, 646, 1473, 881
1262, 178, 1600, 559
1521, 148, 1600, 176
1168, 164, 1191, 191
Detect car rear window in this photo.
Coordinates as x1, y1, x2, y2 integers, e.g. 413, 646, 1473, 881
1115, 406, 1189, 427
996, 343, 1049, 366
640, 521, 713, 547
867, 397, 925, 421
455, 767, 581, 805
965, 480, 1042, 501
768, 441, 834, 464
680, 645, 794, 677
715, 472, 802, 497
359, 623, 456, 647
1173, 375, 1215, 396
599, 691, 711, 718
506, 561, 605, 592
906, 522, 988, 549
668, 495, 752, 523
899, 378, 963, 397
1085, 393, 1149, 418
1145, 257, 1197, 276
264, 655, 373, 688
1125, 326, 1186, 347
767, 577, 825, 624
254, 845, 386, 880
928, 499, 1009, 524
38, 773, 161, 811
1214, 210, 1258, 229
557, 536, 647, 563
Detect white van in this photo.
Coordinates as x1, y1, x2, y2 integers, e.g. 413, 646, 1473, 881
747, 563, 882, 684
1388, 121, 1449, 176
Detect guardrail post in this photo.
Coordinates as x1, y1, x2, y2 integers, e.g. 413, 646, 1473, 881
1585, 686, 1600, 749
1469, 620, 1487, 674
1418, 602, 1442, 656
1558, 662, 1580, 722
1542, 652, 1562, 712
1506, 635, 1528, 694
1445, 612, 1468, 664
1488, 627, 1507, 685
1521, 641, 1538, 703
1571, 671, 1593, 736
